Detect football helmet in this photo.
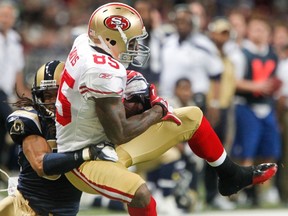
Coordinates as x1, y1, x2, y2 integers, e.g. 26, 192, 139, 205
88, 2, 150, 67
32, 60, 64, 119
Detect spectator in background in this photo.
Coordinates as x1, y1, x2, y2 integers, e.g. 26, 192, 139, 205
224, 10, 248, 84
0, 1, 31, 173
19, 0, 74, 83
132, 78, 195, 215
188, 1, 209, 33
204, 17, 237, 210
158, 7, 224, 210
136, 78, 202, 214
168, 78, 203, 213
128, 0, 168, 85
272, 22, 288, 203
169, 78, 195, 108
275, 44, 288, 203
159, 5, 222, 127
231, 14, 282, 206
228, 9, 248, 48
272, 21, 288, 60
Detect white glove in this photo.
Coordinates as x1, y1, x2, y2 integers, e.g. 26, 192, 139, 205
82, 141, 118, 162
124, 70, 149, 100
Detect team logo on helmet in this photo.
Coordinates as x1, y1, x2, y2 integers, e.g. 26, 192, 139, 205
104, 15, 130, 31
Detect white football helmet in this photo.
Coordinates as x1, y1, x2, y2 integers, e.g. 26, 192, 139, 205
88, 2, 150, 67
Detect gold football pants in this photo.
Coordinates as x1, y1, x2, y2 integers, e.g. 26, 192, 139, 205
65, 106, 203, 203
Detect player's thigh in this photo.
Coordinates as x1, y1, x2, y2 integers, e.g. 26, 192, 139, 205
117, 106, 203, 166
0, 196, 14, 216
65, 161, 145, 203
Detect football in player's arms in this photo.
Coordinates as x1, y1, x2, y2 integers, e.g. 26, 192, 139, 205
124, 70, 151, 118
124, 99, 145, 118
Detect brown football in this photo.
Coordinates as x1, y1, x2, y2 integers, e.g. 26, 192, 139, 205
123, 100, 144, 118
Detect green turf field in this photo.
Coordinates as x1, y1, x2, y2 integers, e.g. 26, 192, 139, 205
78, 207, 288, 216
78, 208, 125, 215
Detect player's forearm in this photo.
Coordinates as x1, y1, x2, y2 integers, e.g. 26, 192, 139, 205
42, 150, 86, 175
120, 105, 163, 143
96, 97, 163, 144
105, 105, 162, 144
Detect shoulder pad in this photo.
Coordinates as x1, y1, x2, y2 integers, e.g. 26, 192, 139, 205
6, 108, 43, 144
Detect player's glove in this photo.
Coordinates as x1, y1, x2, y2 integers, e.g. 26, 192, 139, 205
82, 141, 118, 162
124, 70, 151, 111
149, 84, 182, 126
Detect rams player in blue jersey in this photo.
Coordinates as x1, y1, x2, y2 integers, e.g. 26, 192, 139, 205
0, 60, 110, 215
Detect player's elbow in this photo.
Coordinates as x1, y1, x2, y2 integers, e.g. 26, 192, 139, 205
32, 160, 46, 177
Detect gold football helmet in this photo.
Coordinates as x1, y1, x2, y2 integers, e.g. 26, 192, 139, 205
88, 2, 150, 67
32, 60, 64, 119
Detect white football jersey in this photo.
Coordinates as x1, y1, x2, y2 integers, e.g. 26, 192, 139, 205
56, 34, 127, 152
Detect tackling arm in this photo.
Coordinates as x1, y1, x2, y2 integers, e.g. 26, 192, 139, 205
23, 135, 87, 178
23, 135, 58, 179
24, 135, 118, 177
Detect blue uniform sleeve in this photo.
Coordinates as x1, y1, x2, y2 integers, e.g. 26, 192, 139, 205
6, 108, 43, 145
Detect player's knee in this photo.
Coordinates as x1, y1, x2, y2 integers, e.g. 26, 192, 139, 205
176, 106, 203, 125
129, 184, 151, 208
186, 106, 203, 121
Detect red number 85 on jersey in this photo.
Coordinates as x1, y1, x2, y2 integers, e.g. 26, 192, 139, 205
56, 54, 120, 126
56, 69, 74, 126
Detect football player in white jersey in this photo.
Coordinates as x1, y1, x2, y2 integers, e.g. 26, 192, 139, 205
53, 2, 278, 216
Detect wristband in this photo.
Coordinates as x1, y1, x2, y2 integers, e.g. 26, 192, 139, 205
43, 151, 85, 175
82, 148, 90, 161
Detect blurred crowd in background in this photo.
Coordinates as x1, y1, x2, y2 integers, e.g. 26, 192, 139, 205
1, 0, 288, 214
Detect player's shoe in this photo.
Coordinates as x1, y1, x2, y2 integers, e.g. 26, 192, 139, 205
218, 163, 277, 196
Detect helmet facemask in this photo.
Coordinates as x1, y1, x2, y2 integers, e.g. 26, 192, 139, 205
32, 81, 58, 120
96, 27, 150, 68
118, 32, 150, 67
31, 60, 63, 120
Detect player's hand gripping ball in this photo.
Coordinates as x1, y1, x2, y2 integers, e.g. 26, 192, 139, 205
123, 99, 145, 118
123, 70, 151, 117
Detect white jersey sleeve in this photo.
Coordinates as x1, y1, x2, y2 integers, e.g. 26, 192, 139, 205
79, 67, 124, 100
